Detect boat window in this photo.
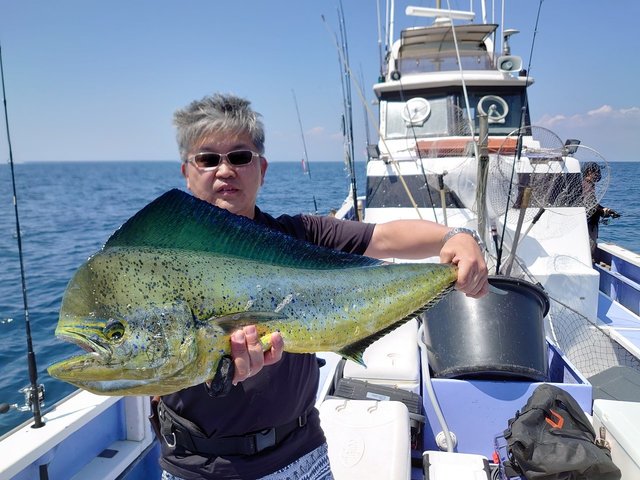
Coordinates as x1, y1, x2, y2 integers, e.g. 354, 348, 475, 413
383, 88, 528, 140
398, 45, 493, 74
385, 96, 450, 139
459, 89, 530, 135
366, 174, 465, 209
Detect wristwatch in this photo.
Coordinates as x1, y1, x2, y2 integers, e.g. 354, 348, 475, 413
442, 227, 485, 250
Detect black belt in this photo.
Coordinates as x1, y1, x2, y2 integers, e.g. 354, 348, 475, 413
157, 400, 309, 456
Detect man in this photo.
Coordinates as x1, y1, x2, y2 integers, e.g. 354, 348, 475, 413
581, 162, 620, 257
158, 93, 488, 479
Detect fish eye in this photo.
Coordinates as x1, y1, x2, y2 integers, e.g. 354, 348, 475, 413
104, 319, 125, 341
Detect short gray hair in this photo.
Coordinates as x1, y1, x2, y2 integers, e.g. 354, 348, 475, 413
173, 93, 265, 162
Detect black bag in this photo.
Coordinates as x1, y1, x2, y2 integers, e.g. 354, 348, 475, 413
503, 384, 621, 480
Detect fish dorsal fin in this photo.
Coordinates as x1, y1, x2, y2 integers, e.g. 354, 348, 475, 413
104, 189, 381, 270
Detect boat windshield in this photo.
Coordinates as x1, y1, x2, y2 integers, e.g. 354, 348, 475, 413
383, 88, 530, 139
398, 49, 493, 75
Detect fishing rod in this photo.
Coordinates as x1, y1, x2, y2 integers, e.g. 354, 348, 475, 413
337, 1, 359, 221
291, 89, 318, 213
359, 68, 372, 157
323, 3, 422, 222
333, 1, 359, 221
495, 0, 545, 275
0, 42, 46, 429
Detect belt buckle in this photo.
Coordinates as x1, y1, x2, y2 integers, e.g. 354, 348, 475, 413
254, 428, 276, 453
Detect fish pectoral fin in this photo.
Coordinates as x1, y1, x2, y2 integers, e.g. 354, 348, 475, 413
210, 311, 288, 335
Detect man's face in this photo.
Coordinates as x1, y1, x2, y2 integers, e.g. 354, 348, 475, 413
181, 132, 268, 219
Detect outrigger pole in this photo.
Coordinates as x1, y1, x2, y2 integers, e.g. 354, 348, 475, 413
0, 42, 45, 430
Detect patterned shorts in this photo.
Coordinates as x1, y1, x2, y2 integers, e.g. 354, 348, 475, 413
161, 443, 334, 480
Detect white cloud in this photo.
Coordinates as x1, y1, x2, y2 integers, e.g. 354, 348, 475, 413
307, 126, 326, 136
587, 105, 614, 116
535, 105, 640, 162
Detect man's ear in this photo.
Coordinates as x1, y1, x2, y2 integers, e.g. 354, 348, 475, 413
181, 162, 193, 191
260, 156, 268, 186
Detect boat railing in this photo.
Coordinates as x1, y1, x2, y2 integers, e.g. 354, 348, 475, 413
0, 390, 158, 480
595, 242, 640, 317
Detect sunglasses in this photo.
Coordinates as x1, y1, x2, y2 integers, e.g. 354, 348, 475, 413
188, 150, 259, 171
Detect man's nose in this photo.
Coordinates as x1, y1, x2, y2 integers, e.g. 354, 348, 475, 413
215, 158, 236, 176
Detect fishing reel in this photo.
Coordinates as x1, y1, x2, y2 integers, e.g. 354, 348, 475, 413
0, 384, 45, 415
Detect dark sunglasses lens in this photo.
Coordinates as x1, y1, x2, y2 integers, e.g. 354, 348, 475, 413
194, 153, 222, 168
227, 151, 254, 165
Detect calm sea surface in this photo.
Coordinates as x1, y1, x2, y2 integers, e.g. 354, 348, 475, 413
0, 160, 638, 436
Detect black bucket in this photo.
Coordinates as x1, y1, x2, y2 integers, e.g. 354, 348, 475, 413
422, 276, 550, 381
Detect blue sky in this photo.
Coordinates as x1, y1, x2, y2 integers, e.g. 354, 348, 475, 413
1, 0, 638, 163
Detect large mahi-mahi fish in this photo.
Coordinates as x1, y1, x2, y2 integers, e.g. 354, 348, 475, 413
48, 189, 456, 396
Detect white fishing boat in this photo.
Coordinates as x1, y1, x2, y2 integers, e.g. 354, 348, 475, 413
320, 0, 640, 478
1, 1, 639, 479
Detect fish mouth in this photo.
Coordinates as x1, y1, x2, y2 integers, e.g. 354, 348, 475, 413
47, 327, 114, 380
58, 330, 111, 358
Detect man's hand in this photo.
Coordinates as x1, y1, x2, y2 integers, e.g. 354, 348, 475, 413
440, 232, 489, 298
230, 325, 284, 385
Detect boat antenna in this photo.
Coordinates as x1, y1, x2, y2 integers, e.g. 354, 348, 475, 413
495, 0, 545, 274
0, 42, 45, 428
291, 89, 318, 213
376, 0, 385, 79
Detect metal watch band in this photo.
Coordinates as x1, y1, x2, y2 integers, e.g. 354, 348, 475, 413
442, 227, 484, 249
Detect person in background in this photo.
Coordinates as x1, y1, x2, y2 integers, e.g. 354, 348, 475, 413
581, 162, 620, 257
156, 92, 489, 480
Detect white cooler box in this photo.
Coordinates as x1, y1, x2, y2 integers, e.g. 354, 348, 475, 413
342, 319, 420, 392
319, 399, 411, 479
592, 399, 640, 479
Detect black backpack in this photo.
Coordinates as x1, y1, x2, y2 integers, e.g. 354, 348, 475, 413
502, 384, 621, 480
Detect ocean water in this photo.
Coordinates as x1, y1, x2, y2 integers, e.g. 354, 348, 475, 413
0, 160, 362, 436
0, 160, 637, 436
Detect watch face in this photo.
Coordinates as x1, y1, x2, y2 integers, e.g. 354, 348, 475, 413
402, 97, 431, 125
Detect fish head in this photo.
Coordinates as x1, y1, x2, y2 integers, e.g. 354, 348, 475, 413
48, 251, 201, 394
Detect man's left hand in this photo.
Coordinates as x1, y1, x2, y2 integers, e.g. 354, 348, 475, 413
440, 233, 489, 298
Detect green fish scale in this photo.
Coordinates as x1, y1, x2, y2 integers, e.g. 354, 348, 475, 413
50, 186, 459, 396
78, 247, 455, 354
